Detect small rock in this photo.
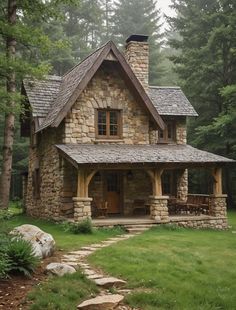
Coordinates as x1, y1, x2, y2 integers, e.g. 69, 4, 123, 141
87, 274, 104, 279
77, 294, 124, 310
93, 277, 126, 288
46, 263, 76, 277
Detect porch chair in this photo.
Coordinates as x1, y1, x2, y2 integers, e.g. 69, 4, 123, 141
92, 197, 108, 218
132, 199, 148, 215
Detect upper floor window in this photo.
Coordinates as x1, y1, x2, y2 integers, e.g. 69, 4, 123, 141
158, 121, 176, 143
96, 109, 121, 139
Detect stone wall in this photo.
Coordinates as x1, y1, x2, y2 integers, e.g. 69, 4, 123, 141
176, 118, 187, 144
209, 194, 227, 217
149, 117, 187, 145
149, 195, 169, 222
125, 41, 149, 90
123, 170, 152, 215
64, 62, 150, 144
170, 216, 228, 230
26, 125, 64, 220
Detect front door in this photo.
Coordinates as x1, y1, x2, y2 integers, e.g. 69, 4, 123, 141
104, 172, 122, 214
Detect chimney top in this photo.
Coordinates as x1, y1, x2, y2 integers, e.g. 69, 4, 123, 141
126, 34, 149, 44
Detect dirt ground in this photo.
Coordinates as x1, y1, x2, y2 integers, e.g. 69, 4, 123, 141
0, 253, 61, 310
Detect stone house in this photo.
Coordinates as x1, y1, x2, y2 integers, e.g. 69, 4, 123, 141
21, 35, 234, 229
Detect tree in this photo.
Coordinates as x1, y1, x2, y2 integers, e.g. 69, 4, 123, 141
113, 0, 165, 84
0, 0, 72, 209
168, 0, 236, 206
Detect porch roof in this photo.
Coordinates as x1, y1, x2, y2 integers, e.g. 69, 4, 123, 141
56, 144, 234, 167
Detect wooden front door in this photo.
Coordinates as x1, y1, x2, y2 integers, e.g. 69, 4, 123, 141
104, 172, 122, 214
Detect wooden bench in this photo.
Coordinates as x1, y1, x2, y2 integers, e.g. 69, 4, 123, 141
170, 194, 210, 215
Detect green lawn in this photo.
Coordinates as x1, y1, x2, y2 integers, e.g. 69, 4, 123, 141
5, 214, 124, 250
88, 211, 236, 310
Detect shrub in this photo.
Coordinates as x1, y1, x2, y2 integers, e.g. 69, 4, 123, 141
0, 210, 14, 221
62, 218, 93, 234
0, 252, 11, 279
6, 238, 39, 277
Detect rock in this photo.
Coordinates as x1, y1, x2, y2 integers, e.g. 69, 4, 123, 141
93, 277, 126, 288
77, 294, 124, 310
46, 263, 76, 277
10, 224, 55, 258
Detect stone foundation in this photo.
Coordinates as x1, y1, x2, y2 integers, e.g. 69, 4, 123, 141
149, 196, 169, 222
209, 194, 227, 217
170, 216, 228, 230
73, 197, 92, 222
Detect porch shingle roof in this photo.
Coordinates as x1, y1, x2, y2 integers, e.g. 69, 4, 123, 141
56, 144, 234, 166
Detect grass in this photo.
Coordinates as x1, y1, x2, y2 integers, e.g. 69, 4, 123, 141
3, 212, 125, 309
88, 211, 236, 310
28, 272, 98, 310
4, 214, 125, 251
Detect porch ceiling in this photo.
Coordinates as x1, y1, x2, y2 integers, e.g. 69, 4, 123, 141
56, 144, 234, 168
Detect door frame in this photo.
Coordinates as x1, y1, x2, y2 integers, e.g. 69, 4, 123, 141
103, 170, 124, 214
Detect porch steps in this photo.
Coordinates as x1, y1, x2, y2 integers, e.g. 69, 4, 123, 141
124, 224, 154, 233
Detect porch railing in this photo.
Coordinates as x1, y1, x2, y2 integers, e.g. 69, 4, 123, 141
168, 194, 210, 216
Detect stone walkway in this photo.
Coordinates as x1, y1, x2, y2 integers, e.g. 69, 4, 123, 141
61, 233, 141, 310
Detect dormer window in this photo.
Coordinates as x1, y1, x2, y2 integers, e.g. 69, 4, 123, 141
96, 109, 121, 139
159, 121, 176, 143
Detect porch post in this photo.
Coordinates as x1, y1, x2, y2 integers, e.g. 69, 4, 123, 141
147, 168, 169, 222
73, 168, 93, 222
209, 167, 227, 221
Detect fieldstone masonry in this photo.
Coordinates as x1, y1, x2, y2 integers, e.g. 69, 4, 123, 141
73, 197, 92, 221
177, 169, 188, 202
125, 41, 149, 90
149, 196, 169, 222
209, 195, 227, 217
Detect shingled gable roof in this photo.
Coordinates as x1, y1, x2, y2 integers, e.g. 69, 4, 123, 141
37, 40, 165, 132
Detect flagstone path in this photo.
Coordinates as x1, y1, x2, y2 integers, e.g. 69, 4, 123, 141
61, 233, 141, 309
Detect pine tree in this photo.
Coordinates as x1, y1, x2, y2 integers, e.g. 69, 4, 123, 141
113, 0, 164, 84
168, 0, 236, 206
0, 0, 72, 209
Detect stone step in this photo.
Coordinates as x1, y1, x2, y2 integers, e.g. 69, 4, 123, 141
93, 277, 126, 288
125, 227, 150, 233
77, 294, 124, 310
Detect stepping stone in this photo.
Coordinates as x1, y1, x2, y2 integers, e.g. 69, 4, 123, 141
83, 269, 96, 276
77, 263, 90, 268
62, 257, 78, 262
107, 238, 127, 241
77, 294, 124, 310
102, 240, 117, 245
232, 231, 236, 234
89, 244, 106, 248
64, 261, 80, 268
81, 246, 97, 251
87, 274, 104, 279
69, 250, 93, 256
93, 277, 126, 288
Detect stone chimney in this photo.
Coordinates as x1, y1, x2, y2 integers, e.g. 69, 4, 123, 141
125, 34, 149, 90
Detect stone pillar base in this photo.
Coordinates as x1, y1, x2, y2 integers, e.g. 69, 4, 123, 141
73, 197, 92, 222
149, 195, 169, 222
209, 194, 227, 218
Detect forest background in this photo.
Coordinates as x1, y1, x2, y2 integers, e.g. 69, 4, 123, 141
0, 0, 235, 207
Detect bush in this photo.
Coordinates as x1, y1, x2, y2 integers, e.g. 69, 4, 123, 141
0, 210, 14, 221
0, 252, 11, 279
6, 238, 39, 277
62, 218, 93, 234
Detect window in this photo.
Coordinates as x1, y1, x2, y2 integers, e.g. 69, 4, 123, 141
96, 109, 121, 138
158, 121, 176, 142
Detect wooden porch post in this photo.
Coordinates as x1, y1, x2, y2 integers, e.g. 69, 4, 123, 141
212, 167, 222, 195
147, 168, 163, 196
147, 168, 169, 222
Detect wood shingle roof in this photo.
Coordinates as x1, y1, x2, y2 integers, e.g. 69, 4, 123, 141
56, 144, 234, 167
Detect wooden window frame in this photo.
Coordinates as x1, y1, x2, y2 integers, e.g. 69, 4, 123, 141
158, 121, 176, 143
96, 109, 122, 139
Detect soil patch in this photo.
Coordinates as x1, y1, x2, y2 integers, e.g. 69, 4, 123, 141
0, 252, 61, 310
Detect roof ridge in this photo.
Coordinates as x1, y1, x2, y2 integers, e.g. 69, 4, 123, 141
62, 41, 111, 78
149, 86, 181, 89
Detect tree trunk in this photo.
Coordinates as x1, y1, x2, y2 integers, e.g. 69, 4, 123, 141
0, 0, 17, 209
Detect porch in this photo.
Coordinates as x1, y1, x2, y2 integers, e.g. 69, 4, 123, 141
56, 143, 233, 229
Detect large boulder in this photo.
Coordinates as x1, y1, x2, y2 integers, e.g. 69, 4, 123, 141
10, 224, 55, 258
46, 263, 76, 277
